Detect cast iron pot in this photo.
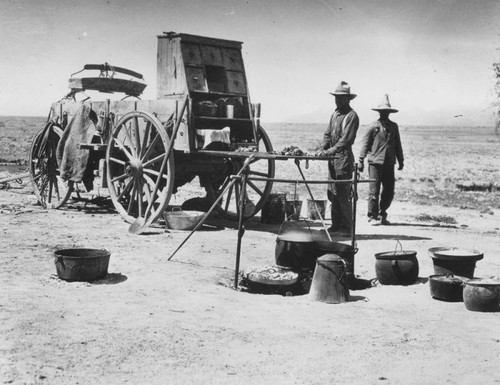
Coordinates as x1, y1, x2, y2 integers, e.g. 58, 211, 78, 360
428, 247, 483, 278
375, 250, 419, 285
463, 278, 500, 312
428, 274, 469, 302
275, 223, 315, 270
54, 248, 110, 282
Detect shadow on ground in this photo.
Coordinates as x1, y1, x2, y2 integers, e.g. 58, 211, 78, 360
92, 273, 128, 285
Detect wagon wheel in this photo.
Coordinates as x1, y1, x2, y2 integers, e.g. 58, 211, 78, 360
105, 111, 175, 225
29, 123, 74, 209
206, 125, 275, 220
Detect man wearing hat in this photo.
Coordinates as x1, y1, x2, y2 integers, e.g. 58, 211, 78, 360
316, 81, 359, 235
358, 94, 404, 225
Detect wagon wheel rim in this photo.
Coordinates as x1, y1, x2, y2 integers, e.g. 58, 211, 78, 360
206, 125, 275, 220
106, 111, 175, 225
29, 123, 74, 209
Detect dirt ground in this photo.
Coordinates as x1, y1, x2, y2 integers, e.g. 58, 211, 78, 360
1, 179, 499, 385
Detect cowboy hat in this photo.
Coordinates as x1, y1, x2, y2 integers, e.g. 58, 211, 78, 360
329, 81, 357, 99
372, 94, 398, 113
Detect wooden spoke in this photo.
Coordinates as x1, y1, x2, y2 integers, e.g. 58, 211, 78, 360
111, 173, 129, 183
122, 121, 137, 157
109, 157, 126, 165
133, 116, 141, 155
117, 178, 134, 201
142, 152, 166, 168
140, 121, 152, 159
246, 179, 264, 197
112, 137, 134, 160
143, 168, 169, 180
140, 132, 160, 162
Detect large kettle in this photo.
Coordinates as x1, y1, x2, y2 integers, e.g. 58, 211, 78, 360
275, 221, 316, 270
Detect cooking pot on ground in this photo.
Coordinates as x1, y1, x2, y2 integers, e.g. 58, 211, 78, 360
375, 250, 419, 285
428, 274, 469, 302
428, 247, 483, 278
54, 248, 110, 282
463, 278, 500, 312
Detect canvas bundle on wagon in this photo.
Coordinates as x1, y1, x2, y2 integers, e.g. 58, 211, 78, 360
29, 32, 276, 229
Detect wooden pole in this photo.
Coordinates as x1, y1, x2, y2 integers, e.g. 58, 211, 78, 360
234, 171, 248, 289
351, 163, 358, 250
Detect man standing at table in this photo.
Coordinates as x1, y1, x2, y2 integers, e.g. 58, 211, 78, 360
316, 81, 359, 235
358, 94, 404, 225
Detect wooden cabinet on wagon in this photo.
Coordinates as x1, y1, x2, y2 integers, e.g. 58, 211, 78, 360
157, 32, 255, 152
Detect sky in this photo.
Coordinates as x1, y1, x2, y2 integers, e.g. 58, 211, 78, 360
0, 0, 499, 126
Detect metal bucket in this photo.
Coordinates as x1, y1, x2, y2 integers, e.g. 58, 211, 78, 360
54, 248, 110, 282
309, 254, 350, 303
261, 193, 286, 224
306, 199, 326, 220
285, 200, 302, 221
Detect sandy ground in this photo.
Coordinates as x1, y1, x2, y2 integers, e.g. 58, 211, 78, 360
1, 184, 500, 385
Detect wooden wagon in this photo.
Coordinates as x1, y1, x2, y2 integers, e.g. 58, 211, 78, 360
29, 32, 276, 229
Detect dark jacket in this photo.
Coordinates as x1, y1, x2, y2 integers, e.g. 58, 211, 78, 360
321, 107, 359, 174
358, 119, 404, 166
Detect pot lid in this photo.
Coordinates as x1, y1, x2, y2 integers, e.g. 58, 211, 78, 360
428, 247, 483, 261
429, 274, 469, 283
464, 278, 500, 286
375, 250, 417, 260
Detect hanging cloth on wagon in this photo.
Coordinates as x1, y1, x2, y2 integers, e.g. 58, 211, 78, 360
56, 103, 97, 183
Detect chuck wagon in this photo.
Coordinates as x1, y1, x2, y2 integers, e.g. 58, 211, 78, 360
30, 32, 276, 228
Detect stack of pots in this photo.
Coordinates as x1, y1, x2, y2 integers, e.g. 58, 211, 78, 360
428, 247, 500, 312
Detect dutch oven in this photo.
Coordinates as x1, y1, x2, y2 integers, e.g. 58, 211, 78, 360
375, 250, 419, 285
463, 278, 500, 312
54, 248, 110, 282
428, 274, 469, 302
428, 247, 483, 278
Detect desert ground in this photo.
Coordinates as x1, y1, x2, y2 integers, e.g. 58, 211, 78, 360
1, 117, 500, 385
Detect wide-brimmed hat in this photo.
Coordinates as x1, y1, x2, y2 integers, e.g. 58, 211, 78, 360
329, 81, 357, 99
372, 94, 398, 113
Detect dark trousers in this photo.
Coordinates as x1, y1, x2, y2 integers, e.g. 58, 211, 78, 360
368, 163, 395, 219
327, 170, 352, 233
